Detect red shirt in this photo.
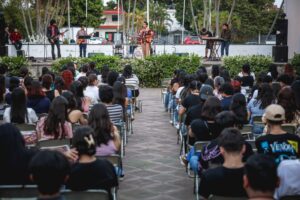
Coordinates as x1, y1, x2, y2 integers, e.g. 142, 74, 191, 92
10, 32, 22, 43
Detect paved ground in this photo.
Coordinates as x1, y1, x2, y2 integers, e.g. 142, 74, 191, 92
118, 88, 194, 200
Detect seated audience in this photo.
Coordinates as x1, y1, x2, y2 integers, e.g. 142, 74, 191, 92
219, 82, 234, 110
213, 76, 225, 100
122, 65, 139, 97
84, 74, 99, 105
98, 64, 110, 84
75, 64, 89, 80
277, 74, 294, 88
0, 123, 37, 184
5, 76, 20, 105
70, 81, 91, 113
268, 64, 278, 81
54, 76, 66, 97
113, 80, 127, 113
277, 87, 300, 125
247, 83, 274, 124
27, 80, 51, 114
42, 74, 55, 101
37, 96, 72, 140
211, 65, 220, 79
199, 128, 247, 199
256, 104, 300, 164
99, 85, 123, 124
66, 126, 118, 193
89, 61, 100, 75
284, 63, 296, 82
243, 154, 278, 200
0, 75, 8, 117
61, 69, 73, 90
107, 71, 119, 87
230, 93, 248, 128
61, 91, 88, 125
238, 63, 255, 87
29, 150, 70, 200
4, 87, 38, 124
275, 159, 300, 199
89, 103, 121, 156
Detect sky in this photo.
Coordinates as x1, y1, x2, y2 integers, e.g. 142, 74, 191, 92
274, 0, 283, 7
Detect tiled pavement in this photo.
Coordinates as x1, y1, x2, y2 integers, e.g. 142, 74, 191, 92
119, 88, 194, 200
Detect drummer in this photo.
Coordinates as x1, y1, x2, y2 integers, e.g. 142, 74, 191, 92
200, 28, 213, 59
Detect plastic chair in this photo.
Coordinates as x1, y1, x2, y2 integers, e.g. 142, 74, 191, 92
14, 123, 36, 131
0, 185, 38, 198
282, 124, 297, 134
208, 195, 247, 200
37, 139, 71, 150
63, 189, 110, 200
115, 122, 126, 158
240, 124, 253, 140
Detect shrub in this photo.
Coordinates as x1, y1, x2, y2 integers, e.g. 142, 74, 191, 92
291, 53, 300, 75
223, 55, 273, 77
0, 56, 28, 76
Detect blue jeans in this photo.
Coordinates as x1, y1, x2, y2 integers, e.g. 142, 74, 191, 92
221, 41, 230, 56
164, 91, 170, 111
79, 44, 87, 57
187, 147, 201, 173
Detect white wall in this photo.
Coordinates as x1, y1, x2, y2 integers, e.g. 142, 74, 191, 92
285, 0, 300, 58
7, 44, 272, 58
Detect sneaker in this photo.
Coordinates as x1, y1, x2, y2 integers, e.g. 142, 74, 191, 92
169, 120, 173, 124
119, 174, 125, 181
180, 155, 188, 167
175, 123, 180, 130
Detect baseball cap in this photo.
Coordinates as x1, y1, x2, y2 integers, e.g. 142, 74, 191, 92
264, 104, 285, 122
200, 84, 213, 100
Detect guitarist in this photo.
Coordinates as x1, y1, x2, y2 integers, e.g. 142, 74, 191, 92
47, 19, 61, 60
76, 25, 89, 58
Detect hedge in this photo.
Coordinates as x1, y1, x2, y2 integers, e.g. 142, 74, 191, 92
52, 54, 202, 87
3, 54, 300, 87
223, 55, 273, 77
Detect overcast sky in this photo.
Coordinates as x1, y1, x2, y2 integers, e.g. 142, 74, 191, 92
274, 0, 283, 7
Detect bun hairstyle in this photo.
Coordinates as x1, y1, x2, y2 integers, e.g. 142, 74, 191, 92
72, 126, 96, 156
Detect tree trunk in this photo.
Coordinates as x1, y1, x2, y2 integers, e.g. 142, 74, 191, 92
203, 0, 207, 29
131, 0, 137, 34
227, 0, 236, 25
215, 0, 220, 36
127, 0, 131, 35
21, 1, 30, 40
25, 0, 35, 40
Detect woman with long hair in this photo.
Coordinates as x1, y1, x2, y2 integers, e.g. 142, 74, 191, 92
41, 74, 55, 101
112, 81, 127, 110
84, 74, 99, 105
277, 87, 299, 124
54, 76, 66, 97
0, 75, 7, 116
36, 96, 72, 140
27, 80, 51, 114
88, 103, 120, 156
200, 96, 222, 139
70, 80, 91, 112
3, 88, 38, 124
61, 91, 87, 125
122, 65, 139, 97
230, 93, 248, 128
99, 64, 110, 84
268, 64, 278, 81
247, 83, 274, 123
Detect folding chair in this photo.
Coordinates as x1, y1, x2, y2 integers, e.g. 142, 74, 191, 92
14, 124, 38, 147
208, 195, 247, 200
115, 123, 126, 158
193, 141, 210, 200
240, 124, 253, 140
282, 124, 297, 134
37, 139, 71, 151
160, 78, 171, 103
63, 189, 110, 200
126, 84, 142, 113
252, 115, 263, 123
280, 196, 300, 200
0, 185, 38, 199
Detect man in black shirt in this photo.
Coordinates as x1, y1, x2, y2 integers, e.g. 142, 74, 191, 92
255, 104, 300, 164
243, 154, 278, 200
199, 128, 247, 199
200, 28, 213, 59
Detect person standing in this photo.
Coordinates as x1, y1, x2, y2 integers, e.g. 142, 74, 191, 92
10, 28, 22, 51
220, 23, 231, 57
4, 27, 10, 45
138, 21, 153, 58
76, 25, 89, 58
200, 28, 213, 59
47, 19, 61, 60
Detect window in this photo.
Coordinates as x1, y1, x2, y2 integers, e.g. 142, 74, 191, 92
112, 15, 118, 22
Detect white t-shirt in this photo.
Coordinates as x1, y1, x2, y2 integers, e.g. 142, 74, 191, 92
3, 107, 38, 124
175, 86, 184, 99
75, 72, 86, 81
84, 86, 99, 105
125, 74, 140, 90
238, 72, 256, 80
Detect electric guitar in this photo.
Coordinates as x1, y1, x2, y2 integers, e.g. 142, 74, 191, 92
76, 32, 95, 44
49, 29, 69, 44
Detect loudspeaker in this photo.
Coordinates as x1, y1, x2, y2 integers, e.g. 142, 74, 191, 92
0, 11, 6, 46
272, 46, 288, 62
275, 19, 288, 46
0, 46, 8, 56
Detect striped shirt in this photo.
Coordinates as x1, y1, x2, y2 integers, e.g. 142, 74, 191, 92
106, 104, 124, 124
125, 74, 139, 90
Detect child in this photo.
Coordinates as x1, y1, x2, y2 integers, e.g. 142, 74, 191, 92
66, 126, 118, 194
29, 150, 70, 200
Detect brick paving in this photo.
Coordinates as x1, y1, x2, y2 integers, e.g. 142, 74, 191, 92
118, 88, 194, 200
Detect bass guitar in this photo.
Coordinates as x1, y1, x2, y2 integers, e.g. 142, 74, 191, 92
49, 29, 69, 44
